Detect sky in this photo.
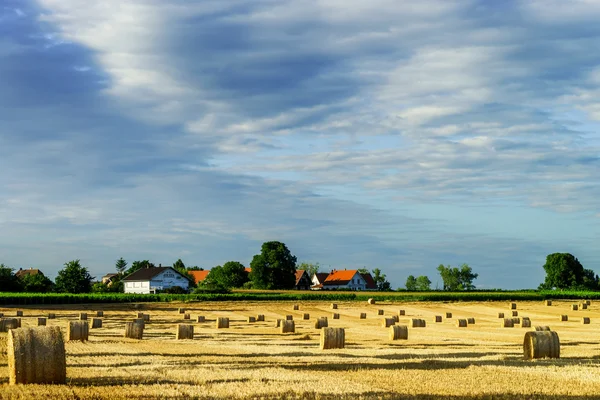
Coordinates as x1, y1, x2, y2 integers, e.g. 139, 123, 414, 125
1, 0, 599, 289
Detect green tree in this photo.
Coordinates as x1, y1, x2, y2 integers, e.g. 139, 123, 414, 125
0, 264, 22, 292
415, 275, 432, 291
19, 272, 53, 292
124, 260, 155, 276
298, 262, 320, 278
437, 264, 478, 291
372, 268, 391, 291
203, 261, 248, 289
405, 275, 417, 291
91, 282, 109, 293
54, 260, 93, 293
539, 253, 598, 290
172, 259, 194, 283
115, 257, 127, 274
250, 241, 297, 289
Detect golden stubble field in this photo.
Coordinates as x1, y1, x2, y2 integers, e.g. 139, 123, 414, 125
1, 300, 600, 399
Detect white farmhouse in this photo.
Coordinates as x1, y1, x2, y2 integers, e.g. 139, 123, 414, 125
123, 266, 190, 294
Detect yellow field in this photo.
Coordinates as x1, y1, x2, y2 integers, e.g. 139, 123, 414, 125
1, 300, 600, 399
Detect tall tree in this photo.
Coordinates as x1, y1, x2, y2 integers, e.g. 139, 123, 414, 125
54, 260, 93, 294
539, 253, 598, 290
203, 261, 248, 289
372, 268, 391, 291
405, 275, 417, 291
437, 264, 478, 291
415, 275, 432, 291
297, 262, 320, 278
115, 258, 127, 274
250, 241, 297, 289
0, 264, 22, 292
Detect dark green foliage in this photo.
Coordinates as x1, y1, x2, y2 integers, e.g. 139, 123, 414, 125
0, 264, 23, 292
372, 268, 391, 291
203, 261, 248, 289
19, 272, 53, 293
54, 260, 93, 294
250, 241, 297, 289
405, 275, 417, 291
415, 276, 432, 291
161, 286, 187, 294
539, 253, 598, 290
124, 260, 155, 276
115, 258, 127, 274
297, 262, 320, 278
91, 282, 109, 293
437, 264, 478, 291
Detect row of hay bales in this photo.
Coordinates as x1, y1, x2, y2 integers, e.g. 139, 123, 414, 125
0, 311, 104, 319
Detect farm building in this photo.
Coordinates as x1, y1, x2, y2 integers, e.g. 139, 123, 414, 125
101, 273, 119, 285
315, 269, 377, 291
123, 266, 190, 294
311, 272, 330, 289
15, 267, 42, 278
295, 270, 312, 290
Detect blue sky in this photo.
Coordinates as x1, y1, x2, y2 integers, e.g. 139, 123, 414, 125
1, 0, 599, 289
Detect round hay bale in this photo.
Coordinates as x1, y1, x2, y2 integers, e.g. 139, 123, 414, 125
247, 316, 256, 323
176, 324, 194, 340
501, 318, 514, 328
521, 317, 531, 328
286, 315, 293, 321
37, 318, 47, 326
314, 317, 328, 329
572, 304, 578, 311
16, 311, 23, 317
512, 311, 518, 317
535, 326, 551, 331
585, 300, 591, 306
79, 313, 87, 321
367, 298, 376, 305
0, 313, 3, 318
256, 314, 265, 322
133, 318, 145, 328
512, 317, 521, 324
48, 313, 55, 319
580, 303, 588, 310
17, 318, 21, 328
445, 312, 452, 319
67, 321, 90, 342
332, 313, 340, 320
216, 317, 229, 329
7, 326, 66, 385
560, 315, 568, 321
545, 300, 552, 306
67, 321, 89, 342
467, 318, 475, 325
392, 315, 399, 323
125, 321, 144, 339
434, 315, 442, 323
411, 319, 426, 328
275, 319, 283, 328
382, 317, 395, 328
359, 313, 366, 319
184, 313, 190, 320
303, 313, 310, 320
280, 320, 295, 334
509, 303, 517, 310
498, 312, 505, 318
293, 304, 299, 310
137, 313, 150, 322
178, 308, 185, 314
582, 317, 591, 324
197, 316, 205, 323
96, 311, 104, 317
377, 309, 384, 316
91, 318, 102, 329
456, 319, 467, 327
398, 310, 405, 316
331, 303, 338, 310
523, 330, 560, 360
320, 327, 345, 350
389, 325, 408, 340
0, 318, 19, 332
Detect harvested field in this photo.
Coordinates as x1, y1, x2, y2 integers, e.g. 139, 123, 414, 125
1, 300, 600, 399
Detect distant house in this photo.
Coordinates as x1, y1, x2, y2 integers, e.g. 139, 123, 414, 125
101, 273, 119, 286
189, 270, 210, 285
123, 266, 190, 294
311, 273, 330, 290
321, 269, 377, 291
15, 268, 41, 279
295, 270, 311, 290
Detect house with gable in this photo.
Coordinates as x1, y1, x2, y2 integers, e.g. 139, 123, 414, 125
311, 272, 330, 290
321, 269, 378, 291
295, 270, 311, 290
123, 265, 190, 294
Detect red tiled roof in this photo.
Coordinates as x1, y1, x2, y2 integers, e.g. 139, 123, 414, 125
244, 267, 252, 273
189, 270, 210, 285
361, 273, 378, 290
15, 268, 40, 278
295, 270, 308, 285
323, 270, 359, 286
